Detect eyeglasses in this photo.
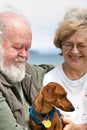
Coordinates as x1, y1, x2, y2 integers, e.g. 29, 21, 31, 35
62, 42, 87, 52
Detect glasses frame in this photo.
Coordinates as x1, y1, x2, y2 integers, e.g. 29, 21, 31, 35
62, 42, 87, 52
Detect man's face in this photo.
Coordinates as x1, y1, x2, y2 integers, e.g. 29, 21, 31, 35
0, 22, 32, 83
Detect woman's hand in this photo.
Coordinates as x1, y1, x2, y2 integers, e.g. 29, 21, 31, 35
80, 124, 87, 130
62, 117, 83, 130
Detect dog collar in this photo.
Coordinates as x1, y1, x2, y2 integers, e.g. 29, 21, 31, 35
29, 106, 62, 130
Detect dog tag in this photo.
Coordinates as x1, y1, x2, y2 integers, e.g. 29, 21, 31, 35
42, 120, 51, 128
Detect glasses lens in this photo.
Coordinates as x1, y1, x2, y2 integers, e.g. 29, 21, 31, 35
62, 43, 72, 50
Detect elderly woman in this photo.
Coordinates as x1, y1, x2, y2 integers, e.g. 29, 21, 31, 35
43, 8, 87, 130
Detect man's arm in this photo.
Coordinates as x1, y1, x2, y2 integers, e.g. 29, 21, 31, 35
0, 92, 29, 130
26, 63, 54, 87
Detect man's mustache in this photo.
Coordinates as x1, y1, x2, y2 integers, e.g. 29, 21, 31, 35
14, 57, 26, 62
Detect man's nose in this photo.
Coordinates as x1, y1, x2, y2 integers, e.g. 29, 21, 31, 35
19, 48, 28, 58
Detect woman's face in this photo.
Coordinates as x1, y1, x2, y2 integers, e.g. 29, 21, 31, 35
62, 29, 87, 70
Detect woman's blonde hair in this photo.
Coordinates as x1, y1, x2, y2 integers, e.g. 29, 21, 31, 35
54, 8, 87, 49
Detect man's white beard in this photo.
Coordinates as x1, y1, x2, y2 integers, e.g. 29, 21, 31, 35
1, 62, 25, 83
0, 46, 25, 83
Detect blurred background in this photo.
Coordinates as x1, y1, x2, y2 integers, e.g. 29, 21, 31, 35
0, 0, 87, 64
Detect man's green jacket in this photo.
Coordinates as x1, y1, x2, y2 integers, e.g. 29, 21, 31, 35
0, 63, 54, 130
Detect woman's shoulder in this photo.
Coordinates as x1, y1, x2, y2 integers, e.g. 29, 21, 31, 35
43, 64, 62, 85
46, 64, 62, 75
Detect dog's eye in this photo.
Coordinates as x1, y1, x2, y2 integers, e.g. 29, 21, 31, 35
57, 94, 65, 99
61, 94, 66, 98
62, 94, 65, 96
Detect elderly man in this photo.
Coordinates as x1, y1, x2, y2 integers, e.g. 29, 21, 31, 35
0, 11, 53, 130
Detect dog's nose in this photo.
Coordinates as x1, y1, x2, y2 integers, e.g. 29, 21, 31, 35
70, 106, 75, 111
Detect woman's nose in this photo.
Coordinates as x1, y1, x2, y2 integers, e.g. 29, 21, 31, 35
71, 44, 80, 54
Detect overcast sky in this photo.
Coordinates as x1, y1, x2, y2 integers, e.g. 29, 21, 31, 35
0, 0, 87, 54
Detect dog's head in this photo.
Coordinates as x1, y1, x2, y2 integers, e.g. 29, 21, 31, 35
42, 82, 74, 112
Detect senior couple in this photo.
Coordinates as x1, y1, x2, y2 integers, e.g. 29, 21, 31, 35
0, 8, 87, 130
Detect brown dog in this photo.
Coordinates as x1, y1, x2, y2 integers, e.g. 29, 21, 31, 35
29, 82, 74, 130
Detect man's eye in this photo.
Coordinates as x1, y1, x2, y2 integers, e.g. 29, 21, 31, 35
14, 47, 20, 50
14, 46, 23, 50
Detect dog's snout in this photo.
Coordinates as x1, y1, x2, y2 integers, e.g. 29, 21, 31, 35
70, 105, 75, 111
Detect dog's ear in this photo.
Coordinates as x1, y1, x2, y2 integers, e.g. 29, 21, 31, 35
42, 83, 56, 102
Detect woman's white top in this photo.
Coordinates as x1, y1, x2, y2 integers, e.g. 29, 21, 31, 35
43, 64, 87, 124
